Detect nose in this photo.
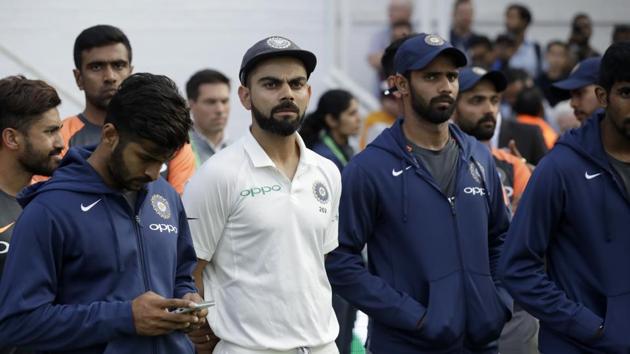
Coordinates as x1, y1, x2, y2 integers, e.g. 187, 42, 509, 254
53, 131, 64, 150
570, 95, 579, 110
437, 76, 455, 96
103, 65, 117, 83
278, 82, 295, 101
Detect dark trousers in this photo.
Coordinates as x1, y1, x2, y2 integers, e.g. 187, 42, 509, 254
332, 294, 357, 354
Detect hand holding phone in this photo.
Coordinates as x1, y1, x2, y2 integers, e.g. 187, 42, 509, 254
171, 300, 215, 314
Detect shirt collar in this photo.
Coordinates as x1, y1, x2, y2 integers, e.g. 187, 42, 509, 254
243, 129, 318, 168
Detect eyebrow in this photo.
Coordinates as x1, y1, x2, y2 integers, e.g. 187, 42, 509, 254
85, 59, 128, 66
257, 76, 307, 83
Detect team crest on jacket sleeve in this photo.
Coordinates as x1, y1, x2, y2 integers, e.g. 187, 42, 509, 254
312, 181, 329, 204
469, 161, 486, 184
151, 194, 171, 219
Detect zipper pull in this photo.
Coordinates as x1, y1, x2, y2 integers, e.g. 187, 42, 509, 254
135, 215, 142, 225
448, 196, 456, 215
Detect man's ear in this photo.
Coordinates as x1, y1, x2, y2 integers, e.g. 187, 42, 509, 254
1, 128, 22, 151
595, 85, 608, 108
238, 85, 252, 111
73, 68, 84, 91
101, 123, 120, 151
395, 73, 410, 96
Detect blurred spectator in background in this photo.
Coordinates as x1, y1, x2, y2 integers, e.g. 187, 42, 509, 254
301, 89, 361, 171
360, 83, 399, 149
505, 3, 543, 78
514, 87, 558, 149
367, 0, 414, 94
468, 35, 495, 69
552, 56, 602, 124
536, 40, 571, 107
449, 0, 478, 53
500, 68, 532, 120
551, 100, 580, 133
186, 69, 231, 167
360, 35, 412, 150
568, 13, 600, 64
492, 33, 517, 72
612, 24, 630, 43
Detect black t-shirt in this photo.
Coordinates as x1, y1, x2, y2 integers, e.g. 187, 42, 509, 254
0, 189, 21, 280
408, 137, 460, 198
609, 155, 630, 201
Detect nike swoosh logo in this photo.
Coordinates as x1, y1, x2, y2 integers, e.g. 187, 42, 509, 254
392, 166, 413, 177
0, 222, 15, 233
585, 171, 602, 180
81, 199, 101, 212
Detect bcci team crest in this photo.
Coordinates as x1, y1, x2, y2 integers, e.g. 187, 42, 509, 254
469, 161, 486, 184
425, 34, 445, 46
266, 36, 292, 49
151, 194, 171, 220
312, 181, 329, 204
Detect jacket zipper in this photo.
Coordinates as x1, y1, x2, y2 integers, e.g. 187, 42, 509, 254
130, 194, 157, 354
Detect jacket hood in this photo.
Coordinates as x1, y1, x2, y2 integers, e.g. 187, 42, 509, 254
18, 146, 118, 207
369, 118, 477, 163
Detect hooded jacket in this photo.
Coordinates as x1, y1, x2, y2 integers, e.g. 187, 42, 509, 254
498, 112, 630, 353
325, 119, 512, 353
0, 147, 197, 354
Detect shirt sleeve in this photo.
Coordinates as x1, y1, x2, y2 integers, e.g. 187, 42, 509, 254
182, 165, 231, 262
167, 143, 196, 195
322, 166, 341, 254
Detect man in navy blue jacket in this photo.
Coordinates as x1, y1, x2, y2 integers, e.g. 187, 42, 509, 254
326, 33, 512, 353
0, 73, 206, 353
498, 42, 630, 353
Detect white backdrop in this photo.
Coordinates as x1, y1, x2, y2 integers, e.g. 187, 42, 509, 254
1, 0, 627, 140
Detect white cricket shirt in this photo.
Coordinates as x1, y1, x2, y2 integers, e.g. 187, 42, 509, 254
183, 130, 341, 350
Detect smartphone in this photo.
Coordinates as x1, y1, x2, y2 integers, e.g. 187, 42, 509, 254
171, 300, 214, 314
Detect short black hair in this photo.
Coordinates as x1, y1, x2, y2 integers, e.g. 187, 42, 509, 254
105, 73, 192, 154
469, 35, 493, 50
381, 33, 421, 77
185, 69, 230, 101
507, 4, 532, 26
503, 68, 530, 85
598, 41, 630, 93
74, 25, 132, 69
612, 24, 630, 43
546, 40, 568, 52
513, 87, 544, 116
495, 33, 517, 47
0, 75, 61, 134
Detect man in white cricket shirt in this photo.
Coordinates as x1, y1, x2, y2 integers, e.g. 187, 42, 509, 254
183, 36, 341, 354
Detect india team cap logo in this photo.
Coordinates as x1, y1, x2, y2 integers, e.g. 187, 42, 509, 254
424, 34, 446, 47
312, 181, 329, 204
151, 194, 171, 220
472, 67, 488, 76
266, 36, 292, 49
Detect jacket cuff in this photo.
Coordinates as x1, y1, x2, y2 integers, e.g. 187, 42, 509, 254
566, 305, 603, 341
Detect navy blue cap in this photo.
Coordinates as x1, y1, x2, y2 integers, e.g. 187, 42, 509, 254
239, 36, 317, 85
393, 33, 467, 74
552, 57, 601, 91
458, 67, 507, 93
